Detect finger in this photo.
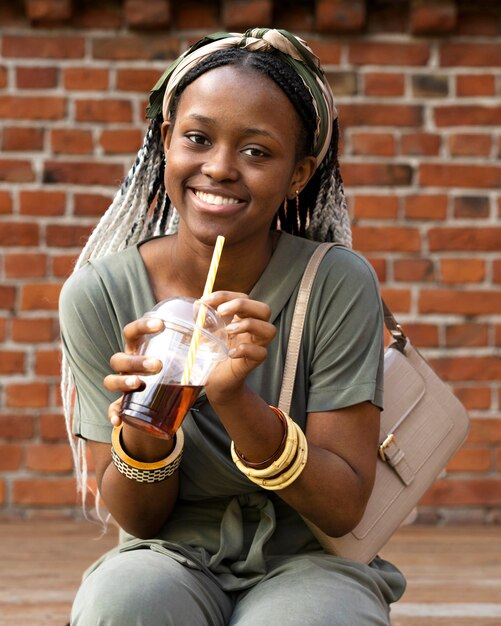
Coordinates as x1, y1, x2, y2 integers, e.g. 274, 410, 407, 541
201, 291, 248, 309
109, 352, 162, 375
216, 297, 272, 323
104, 373, 146, 393
225, 318, 276, 347
228, 342, 269, 364
108, 397, 123, 427
122, 317, 164, 353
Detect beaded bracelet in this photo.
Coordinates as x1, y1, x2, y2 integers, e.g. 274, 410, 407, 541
111, 424, 184, 484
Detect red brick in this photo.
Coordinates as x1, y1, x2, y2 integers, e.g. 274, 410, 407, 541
428, 227, 501, 251
380, 288, 412, 314
0, 159, 35, 183
0, 286, 16, 310
16, 66, 58, 89
45, 224, 94, 248
0, 415, 35, 440
453, 195, 489, 219
5, 253, 47, 278
440, 258, 485, 284
453, 387, 491, 411
52, 254, 78, 278
419, 164, 500, 189
51, 129, 93, 155
343, 163, 412, 187
2, 127, 44, 152
26, 443, 73, 473
394, 259, 435, 282
352, 227, 421, 252
448, 133, 491, 158
422, 478, 501, 506
412, 73, 449, 98
0, 65, 7, 88
43, 161, 124, 186
0, 444, 23, 471
349, 42, 430, 66
469, 418, 501, 445
92, 35, 180, 61
350, 132, 396, 157
73, 5, 122, 29
326, 72, 357, 96
420, 290, 501, 317
124, 0, 171, 28
494, 260, 501, 285
398, 323, 439, 348
63, 67, 109, 91
410, 0, 457, 34
19, 283, 61, 311
173, 2, 219, 30
339, 103, 422, 127
308, 41, 342, 65
404, 194, 447, 220
75, 99, 132, 123
0, 222, 39, 246
222, 0, 272, 30
6, 382, 50, 408
401, 132, 441, 156
440, 43, 501, 67
351, 194, 399, 220
74, 193, 112, 217
0, 191, 13, 214
456, 8, 499, 36
446, 448, 491, 473
366, 257, 386, 282
116, 68, 162, 92
12, 478, 77, 506
19, 190, 66, 216
315, 0, 366, 33
35, 349, 61, 376
25, 0, 73, 22
100, 129, 143, 154
0, 351, 25, 374
456, 74, 496, 97
2, 35, 85, 58
445, 323, 489, 348
363, 72, 404, 97
0, 96, 65, 120
11, 317, 54, 343
40, 413, 67, 441
435, 105, 501, 127
0, 317, 6, 341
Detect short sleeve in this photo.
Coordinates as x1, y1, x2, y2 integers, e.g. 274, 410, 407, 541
59, 264, 124, 443
305, 247, 384, 413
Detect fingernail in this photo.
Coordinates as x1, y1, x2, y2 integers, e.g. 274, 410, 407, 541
125, 376, 138, 388
225, 322, 240, 333
143, 358, 159, 371
228, 348, 238, 357
146, 318, 162, 329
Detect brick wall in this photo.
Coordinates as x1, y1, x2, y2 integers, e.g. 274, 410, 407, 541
0, 0, 500, 521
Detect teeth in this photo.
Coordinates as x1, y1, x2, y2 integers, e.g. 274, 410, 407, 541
195, 191, 239, 206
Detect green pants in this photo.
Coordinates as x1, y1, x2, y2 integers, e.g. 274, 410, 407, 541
71, 547, 405, 625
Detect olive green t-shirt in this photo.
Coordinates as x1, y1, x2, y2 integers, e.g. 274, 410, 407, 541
59, 232, 384, 578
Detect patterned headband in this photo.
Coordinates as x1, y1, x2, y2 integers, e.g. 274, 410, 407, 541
146, 28, 337, 167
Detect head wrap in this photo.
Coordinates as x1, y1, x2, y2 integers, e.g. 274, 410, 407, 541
146, 28, 337, 168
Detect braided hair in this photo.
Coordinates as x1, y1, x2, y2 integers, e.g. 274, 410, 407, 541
62, 45, 351, 508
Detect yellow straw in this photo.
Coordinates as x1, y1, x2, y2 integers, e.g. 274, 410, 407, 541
181, 236, 225, 385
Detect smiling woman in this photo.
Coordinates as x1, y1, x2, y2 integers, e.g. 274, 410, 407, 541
59, 28, 406, 626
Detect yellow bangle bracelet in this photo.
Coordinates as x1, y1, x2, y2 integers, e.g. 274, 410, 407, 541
111, 424, 184, 483
256, 423, 308, 491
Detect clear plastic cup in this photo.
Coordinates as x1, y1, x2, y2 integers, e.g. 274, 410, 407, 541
119, 296, 228, 439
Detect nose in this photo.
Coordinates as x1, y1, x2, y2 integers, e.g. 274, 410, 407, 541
200, 146, 238, 181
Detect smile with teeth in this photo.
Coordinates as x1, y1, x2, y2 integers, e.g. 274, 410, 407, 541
194, 190, 240, 206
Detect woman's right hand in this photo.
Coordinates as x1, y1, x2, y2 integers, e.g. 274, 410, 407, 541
103, 317, 164, 427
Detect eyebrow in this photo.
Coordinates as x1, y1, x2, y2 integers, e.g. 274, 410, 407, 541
186, 113, 276, 140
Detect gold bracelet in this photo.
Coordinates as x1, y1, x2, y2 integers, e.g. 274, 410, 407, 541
111, 424, 184, 483
230, 411, 299, 479
255, 423, 308, 491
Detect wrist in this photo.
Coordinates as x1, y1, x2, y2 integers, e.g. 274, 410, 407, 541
120, 423, 175, 463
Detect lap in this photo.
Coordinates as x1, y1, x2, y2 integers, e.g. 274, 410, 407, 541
230, 554, 403, 626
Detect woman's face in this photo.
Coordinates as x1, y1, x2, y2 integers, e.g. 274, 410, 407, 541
162, 65, 315, 247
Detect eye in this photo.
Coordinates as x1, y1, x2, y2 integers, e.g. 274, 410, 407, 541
186, 133, 210, 146
242, 146, 269, 158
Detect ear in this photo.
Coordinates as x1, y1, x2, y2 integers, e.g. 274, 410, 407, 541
161, 120, 172, 154
287, 155, 316, 199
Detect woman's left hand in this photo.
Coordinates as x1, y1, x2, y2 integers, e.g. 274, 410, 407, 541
201, 291, 276, 403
